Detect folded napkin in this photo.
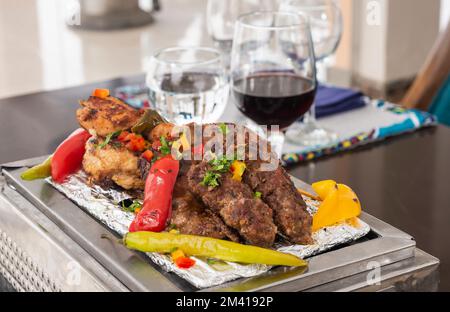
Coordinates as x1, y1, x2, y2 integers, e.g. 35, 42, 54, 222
315, 84, 367, 118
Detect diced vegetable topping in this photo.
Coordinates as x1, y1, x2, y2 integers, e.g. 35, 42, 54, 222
121, 200, 142, 214
171, 249, 196, 269
118, 131, 130, 142
230, 160, 246, 182
142, 150, 154, 162
92, 89, 110, 99
117, 132, 146, 152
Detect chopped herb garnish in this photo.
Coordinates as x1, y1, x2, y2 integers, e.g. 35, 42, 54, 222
160, 136, 172, 155
209, 156, 234, 173
112, 142, 123, 149
219, 123, 229, 134
254, 191, 262, 199
97, 130, 121, 149
201, 171, 221, 188
121, 200, 142, 213
200, 155, 236, 189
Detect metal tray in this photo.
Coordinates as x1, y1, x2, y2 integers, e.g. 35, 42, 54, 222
1, 157, 416, 292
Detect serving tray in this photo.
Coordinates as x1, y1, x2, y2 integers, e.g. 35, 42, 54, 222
1, 157, 416, 291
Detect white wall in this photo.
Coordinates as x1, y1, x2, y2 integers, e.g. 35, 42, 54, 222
441, 0, 450, 31
349, 0, 440, 86
385, 0, 440, 82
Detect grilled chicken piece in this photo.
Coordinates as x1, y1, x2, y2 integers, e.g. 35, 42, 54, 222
77, 96, 143, 137
243, 162, 313, 245
83, 138, 144, 190
187, 161, 277, 247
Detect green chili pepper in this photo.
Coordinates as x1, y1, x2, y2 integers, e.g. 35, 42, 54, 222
123, 232, 307, 267
20, 156, 52, 181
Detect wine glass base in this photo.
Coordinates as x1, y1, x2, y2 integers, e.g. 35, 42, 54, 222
286, 123, 338, 147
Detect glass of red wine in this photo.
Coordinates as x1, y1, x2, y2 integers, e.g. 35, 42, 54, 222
231, 11, 317, 156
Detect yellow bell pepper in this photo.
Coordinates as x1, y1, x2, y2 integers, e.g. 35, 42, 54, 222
311, 180, 362, 231
311, 180, 338, 200
230, 160, 246, 182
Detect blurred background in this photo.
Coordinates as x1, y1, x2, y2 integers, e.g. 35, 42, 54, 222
0, 0, 448, 101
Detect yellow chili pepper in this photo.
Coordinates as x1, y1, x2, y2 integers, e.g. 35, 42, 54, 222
124, 232, 307, 267
20, 156, 52, 181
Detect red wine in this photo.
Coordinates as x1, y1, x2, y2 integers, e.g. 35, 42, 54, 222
233, 73, 316, 130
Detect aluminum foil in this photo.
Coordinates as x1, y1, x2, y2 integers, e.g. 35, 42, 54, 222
47, 172, 370, 289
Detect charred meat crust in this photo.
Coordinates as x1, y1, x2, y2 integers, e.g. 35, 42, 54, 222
243, 162, 313, 245
186, 162, 277, 247
171, 169, 241, 242
77, 96, 143, 137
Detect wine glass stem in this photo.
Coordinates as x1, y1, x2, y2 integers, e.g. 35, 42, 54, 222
268, 130, 285, 160
304, 101, 317, 126
305, 58, 326, 127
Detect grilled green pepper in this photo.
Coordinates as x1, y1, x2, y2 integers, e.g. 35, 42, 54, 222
131, 109, 167, 137
20, 156, 52, 181
124, 232, 307, 267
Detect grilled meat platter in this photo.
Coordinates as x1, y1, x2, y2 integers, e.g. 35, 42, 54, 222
21, 89, 364, 272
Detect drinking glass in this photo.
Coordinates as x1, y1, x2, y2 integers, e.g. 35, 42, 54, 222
231, 11, 317, 156
280, 0, 343, 146
146, 46, 229, 124
206, 0, 275, 67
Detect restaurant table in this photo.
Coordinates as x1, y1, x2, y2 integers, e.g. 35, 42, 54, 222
0, 75, 448, 291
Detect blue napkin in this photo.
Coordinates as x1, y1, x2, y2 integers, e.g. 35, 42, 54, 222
315, 84, 366, 119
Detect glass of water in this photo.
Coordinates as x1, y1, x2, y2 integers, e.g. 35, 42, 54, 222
146, 46, 229, 124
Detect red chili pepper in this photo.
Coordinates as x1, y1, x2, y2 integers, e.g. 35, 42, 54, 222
174, 257, 196, 269
129, 156, 179, 232
51, 128, 91, 183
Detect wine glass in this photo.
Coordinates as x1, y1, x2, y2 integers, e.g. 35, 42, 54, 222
280, 0, 343, 146
231, 11, 317, 156
146, 46, 229, 124
206, 0, 276, 67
